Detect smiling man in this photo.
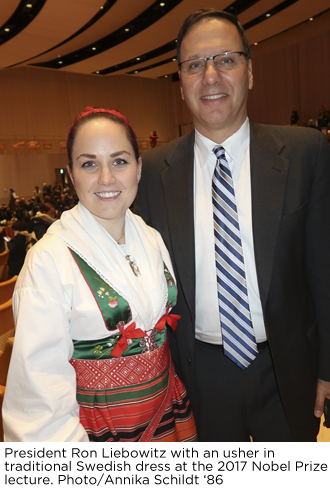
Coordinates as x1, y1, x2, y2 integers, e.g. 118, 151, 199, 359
134, 9, 330, 441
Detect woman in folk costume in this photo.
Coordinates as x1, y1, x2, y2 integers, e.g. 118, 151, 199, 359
3, 107, 197, 442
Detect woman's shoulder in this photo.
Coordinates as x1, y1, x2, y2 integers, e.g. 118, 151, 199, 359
129, 210, 164, 244
26, 230, 67, 259
17, 232, 71, 287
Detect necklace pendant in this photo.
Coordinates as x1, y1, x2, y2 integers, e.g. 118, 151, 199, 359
125, 255, 141, 277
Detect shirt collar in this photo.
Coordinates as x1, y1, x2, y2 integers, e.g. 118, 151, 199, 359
195, 118, 249, 167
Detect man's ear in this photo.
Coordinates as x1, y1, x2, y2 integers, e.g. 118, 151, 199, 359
248, 60, 253, 90
180, 82, 185, 101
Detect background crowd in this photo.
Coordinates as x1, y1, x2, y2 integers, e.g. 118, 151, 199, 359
0, 181, 78, 279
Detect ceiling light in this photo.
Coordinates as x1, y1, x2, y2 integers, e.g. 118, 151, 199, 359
254, 42, 258, 46
26, 3, 33, 7
160, 2, 165, 6
92, 47, 97, 51
172, 58, 176, 61
58, 61, 63, 65
266, 13, 271, 17
164, 75, 168, 78
134, 70, 139, 73
136, 57, 140, 61
309, 17, 313, 21
96, 71, 100, 74
4, 28, 10, 32
125, 28, 129, 32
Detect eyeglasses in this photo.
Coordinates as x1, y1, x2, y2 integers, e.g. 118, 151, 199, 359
179, 51, 248, 76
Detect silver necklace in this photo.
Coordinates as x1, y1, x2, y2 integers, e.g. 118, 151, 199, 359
115, 231, 125, 244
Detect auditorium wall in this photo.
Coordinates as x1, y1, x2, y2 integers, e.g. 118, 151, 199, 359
0, 68, 176, 204
248, 9, 330, 125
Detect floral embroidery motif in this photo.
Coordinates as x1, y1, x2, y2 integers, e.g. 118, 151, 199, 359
164, 266, 173, 287
92, 338, 119, 360
94, 345, 103, 355
95, 277, 119, 307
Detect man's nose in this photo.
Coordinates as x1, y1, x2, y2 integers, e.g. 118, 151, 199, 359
202, 60, 222, 84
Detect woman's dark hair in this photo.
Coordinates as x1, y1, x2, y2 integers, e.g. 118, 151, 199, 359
176, 8, 251, 64
67, 107, 139, 169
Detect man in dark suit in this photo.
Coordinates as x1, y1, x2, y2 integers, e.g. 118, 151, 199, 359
134, 9, 330, 441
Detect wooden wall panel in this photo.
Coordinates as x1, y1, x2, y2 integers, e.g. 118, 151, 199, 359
248, 11, 330, 125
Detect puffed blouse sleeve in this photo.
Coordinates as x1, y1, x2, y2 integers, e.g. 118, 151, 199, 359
2, 237, 89, 442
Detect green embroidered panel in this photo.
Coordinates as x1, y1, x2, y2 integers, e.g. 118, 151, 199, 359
71, 329, 166, 360
69, 248, 177, 360
70, 249, 132, 330
164, 264, 177, 308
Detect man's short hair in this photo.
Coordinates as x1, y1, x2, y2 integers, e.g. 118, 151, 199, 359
176, 8, 251, 64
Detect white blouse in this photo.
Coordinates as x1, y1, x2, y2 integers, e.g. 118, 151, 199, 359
3, 203, 174, 442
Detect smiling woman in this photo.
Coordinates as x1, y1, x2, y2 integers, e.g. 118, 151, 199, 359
67, 110, 142, 241
2, 107, 197, 443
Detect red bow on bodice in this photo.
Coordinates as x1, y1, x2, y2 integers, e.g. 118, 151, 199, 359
154, 307, 181, 332
111, 322, 147, 358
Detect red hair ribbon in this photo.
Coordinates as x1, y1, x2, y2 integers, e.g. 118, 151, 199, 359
111, 322, 147, 358
67, 106, 135, 141
154, 307, 181, 332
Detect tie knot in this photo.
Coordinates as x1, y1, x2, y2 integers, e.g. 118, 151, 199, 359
213, 146, 226, 161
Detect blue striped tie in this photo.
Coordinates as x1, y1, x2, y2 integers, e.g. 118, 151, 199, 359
212, 146, 258, 369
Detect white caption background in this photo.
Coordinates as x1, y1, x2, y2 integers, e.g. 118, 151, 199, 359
1, 442, 329, 494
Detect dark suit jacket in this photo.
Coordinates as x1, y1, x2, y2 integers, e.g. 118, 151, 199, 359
134, 122, 330, 441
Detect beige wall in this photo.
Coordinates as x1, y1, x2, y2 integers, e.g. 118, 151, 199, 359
0, 68, 176, 204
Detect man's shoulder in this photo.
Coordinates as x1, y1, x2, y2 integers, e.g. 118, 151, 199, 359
250, 122, 330, 164
141, 132, 194, 165
251, 122, 323, 144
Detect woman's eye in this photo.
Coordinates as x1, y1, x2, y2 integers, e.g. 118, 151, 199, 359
113, 159, 128, 167
81, 161, 96, 169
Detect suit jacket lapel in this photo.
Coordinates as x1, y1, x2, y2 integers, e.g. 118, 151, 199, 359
250, 122, 289, 310
160, 131, 196, 321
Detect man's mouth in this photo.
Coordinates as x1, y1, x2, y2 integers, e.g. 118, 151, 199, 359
201, 94, 227, 100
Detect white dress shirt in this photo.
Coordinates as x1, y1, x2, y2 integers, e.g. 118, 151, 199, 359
194, 118, 267, 344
